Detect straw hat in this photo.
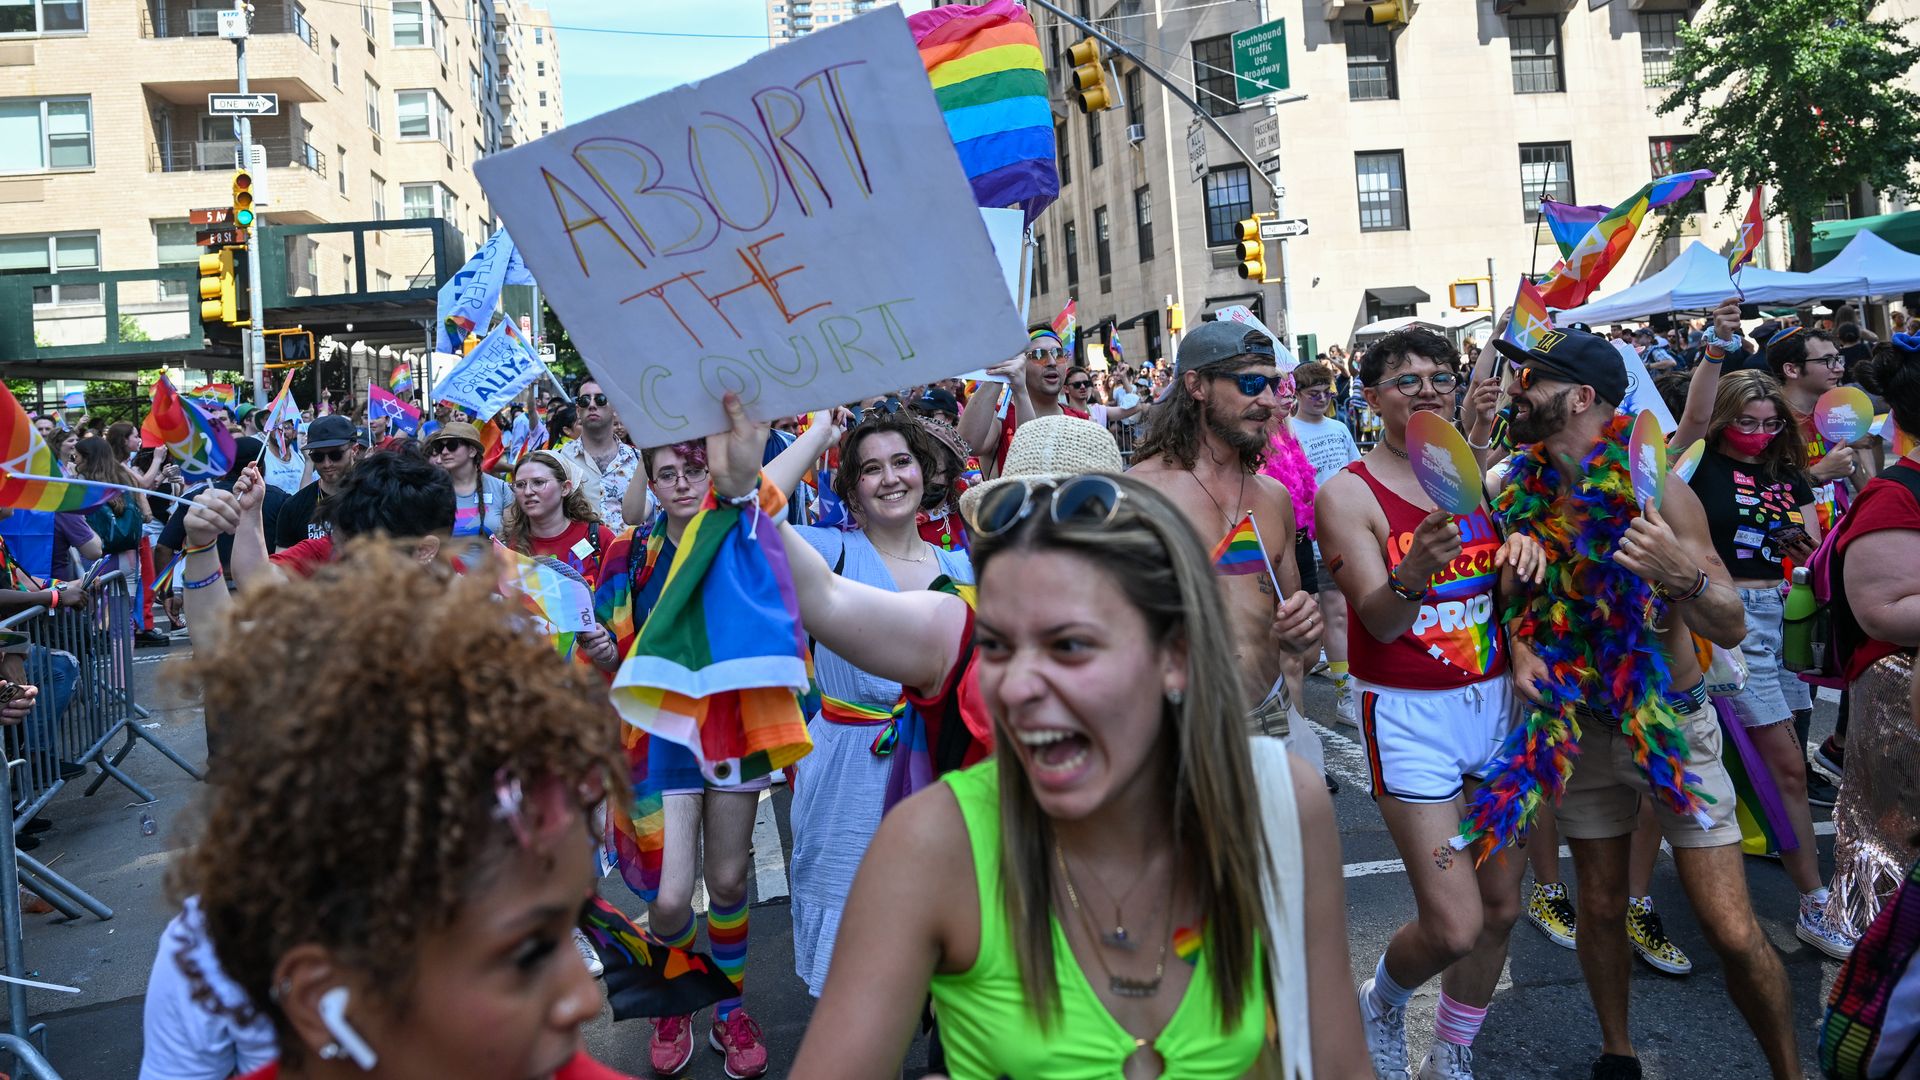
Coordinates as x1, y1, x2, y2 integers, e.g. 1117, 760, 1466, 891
958, 415, 1125, 525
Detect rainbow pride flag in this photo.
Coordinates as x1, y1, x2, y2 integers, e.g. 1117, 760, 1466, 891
145, 378, 235, 480
1729, 186, 1765, 274
477, 419, 505, 472
1537, 170, 1716, 310
263, 373, 300, 434
1211, 511, 1267, 576
1538, 198, 1611, 259
1052, 298, 1077, 357
0, 382, 113, 512
188, 383, 236, 408
908, 0, 1058, 224
578, 894, 738, 1022
367, 385, 421, 437
1501, 278, 1555, 352
389, 362, 414, 397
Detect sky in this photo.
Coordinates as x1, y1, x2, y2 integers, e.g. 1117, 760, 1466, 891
548, 0, 772, 123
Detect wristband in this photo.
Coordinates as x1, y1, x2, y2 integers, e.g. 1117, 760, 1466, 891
1702, 344, 1726, 362
1467, 432, 1495, 451
1386, 567, 1428, 602
1653, 568, 1709, 603
183, 568, 225, 591
45, 587, 57, 610
183, 540, 218, 556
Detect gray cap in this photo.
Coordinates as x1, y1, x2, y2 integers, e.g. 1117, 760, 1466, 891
1174, 320, 1275, 379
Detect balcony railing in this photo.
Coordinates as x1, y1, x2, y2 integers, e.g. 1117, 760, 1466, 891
141, 0, 317, 49
150, 136, 326, 176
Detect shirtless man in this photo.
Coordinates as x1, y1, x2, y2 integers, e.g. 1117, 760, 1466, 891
1494, 328, 1795, 1080
1315, 326, 1535, 1080
1127, 320, 1321, 736
958, 327, 1079, 479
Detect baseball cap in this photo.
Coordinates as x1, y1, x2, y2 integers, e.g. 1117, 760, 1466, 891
1174, 320, 1276, 380
1491, 326, 1628, 407
912, 386, 961, 419
304, 414, 357, 450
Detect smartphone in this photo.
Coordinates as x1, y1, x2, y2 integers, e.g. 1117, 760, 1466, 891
1770, 523, 1811, 552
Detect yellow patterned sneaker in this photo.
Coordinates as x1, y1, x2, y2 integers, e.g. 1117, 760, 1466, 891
1627, 897, 1691, 975
1527, 882, 1577, 950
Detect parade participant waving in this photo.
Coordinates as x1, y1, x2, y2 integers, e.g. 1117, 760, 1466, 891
1480, 327, 1799, 1080
1126, 320, 1323, 739
1687, 370, 1856, 958
779, 409, 975, 1005
499, 450, 610, 584
164, 541, 633, 1080
688, 395, 1368, 1079
425, 421, 512, 548
1314, 326, 1543, 1080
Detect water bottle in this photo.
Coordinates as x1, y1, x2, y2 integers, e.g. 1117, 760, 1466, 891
138, 811, 155, 837
1783, 567, 1817, 672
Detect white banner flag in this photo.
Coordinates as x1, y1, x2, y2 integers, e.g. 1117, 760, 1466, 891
433, 320, 543, 420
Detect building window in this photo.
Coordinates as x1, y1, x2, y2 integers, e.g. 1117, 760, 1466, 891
364, 76, 381, 132
370, 173, 387, 218
1818, 192, 1860, 223
1094, 205, 1111, 279
1640, 11, 1682, 86
1355, 151, 1407, 232
396, 90, 452, 149
1519, 142, 1573, 221
337, 147, 349, 195
154, 220, 197, 300
1509, 16, 1563, 94
1193, 34, 1239, 117
360, 0, 374, 36
1345, 22, 1395, 101
1086, 111, 1102, 169
375, 270, 392, 291
538, 90, 548, 107
1135, 186, 1153, 261
402, 182, 436, 218
1125, 69, 1143, 128
0, 97, 92, 173
330, 37, 341, 86
393, 1, 424, 46
1056, 121, 1070, 186
536, 60, 545, 76
533, 25, 543, 44
1035, 234, 1049, 295
0, 232, 98, 304
1064, 219, 1079, 291
1648, 136, 1705, 215
540, 122, 550, 135
0, 0, 85, 35
1202, 165, 1252, 247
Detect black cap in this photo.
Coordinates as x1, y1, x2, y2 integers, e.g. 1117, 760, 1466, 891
304, 414, 356, 450
1491, 326, 1628, 407
913, 386, 961, 419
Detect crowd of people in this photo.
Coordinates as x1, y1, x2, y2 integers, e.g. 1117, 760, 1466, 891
0, 289, 1894, 1080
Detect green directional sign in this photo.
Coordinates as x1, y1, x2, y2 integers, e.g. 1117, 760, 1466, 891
1231, 18, 1290, 102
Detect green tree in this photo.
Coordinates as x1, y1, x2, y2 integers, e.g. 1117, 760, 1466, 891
1658, 0, 1920, 269
541, 299, 587, 389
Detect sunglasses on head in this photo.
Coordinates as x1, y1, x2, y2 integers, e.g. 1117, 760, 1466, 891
1214, 372, 1287, 397
575, 393, 609, 408
973, 475, 1128, 538
308, 447, 349, 463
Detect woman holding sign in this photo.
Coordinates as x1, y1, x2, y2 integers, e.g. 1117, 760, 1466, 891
1686, 369, 1858, 959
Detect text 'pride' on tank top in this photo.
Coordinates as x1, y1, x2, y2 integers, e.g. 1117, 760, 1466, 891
1344, 460, 1508, 691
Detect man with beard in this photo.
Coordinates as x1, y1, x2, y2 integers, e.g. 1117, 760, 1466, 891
1489, 328, 1795, 1080
1127, 321, 1321, 738
273, 415, 360, 548
958, 327, 1079, 478
1315, 327, 1536, 1080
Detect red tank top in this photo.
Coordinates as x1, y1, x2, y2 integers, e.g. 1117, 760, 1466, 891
1345, 461, 1508, 690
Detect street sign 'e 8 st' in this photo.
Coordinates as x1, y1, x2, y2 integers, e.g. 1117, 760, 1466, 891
1231, 18, 1290, 103
208, 93, 278, 116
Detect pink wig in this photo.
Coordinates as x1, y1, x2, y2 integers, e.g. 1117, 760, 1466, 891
1262, 419, 1318, 539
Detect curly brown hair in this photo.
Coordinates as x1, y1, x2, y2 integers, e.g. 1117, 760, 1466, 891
169, 541, 623, 1044
831, 412, 943, 519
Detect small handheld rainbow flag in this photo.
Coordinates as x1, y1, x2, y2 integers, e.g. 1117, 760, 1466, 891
366, 385, 421, 437
188, 383, 236, 408
1729, 186, 1765, 275
477, 419, 505, 472
146, 378, 236, 480
1538, 198, 1612, 259
1052, 298, 1077, 358
578, 895, 739, 1022
0, 381, 114, 512
263, 372, 300, 434
1211, 511, 1267, 576
389, 362, 414, 397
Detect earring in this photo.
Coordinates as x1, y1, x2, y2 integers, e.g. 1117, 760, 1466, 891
319, 1044, 345, 1060
1166, 688, 1185, 707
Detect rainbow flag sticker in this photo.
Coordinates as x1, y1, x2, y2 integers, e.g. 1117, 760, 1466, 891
1406, 410, 1483, 517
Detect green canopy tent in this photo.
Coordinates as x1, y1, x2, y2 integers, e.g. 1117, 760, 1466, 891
1812, 210, 1920, 266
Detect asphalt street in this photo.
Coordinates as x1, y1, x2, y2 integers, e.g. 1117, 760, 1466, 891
14, 641, 1842, 1079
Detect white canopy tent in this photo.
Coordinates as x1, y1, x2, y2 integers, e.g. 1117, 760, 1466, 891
1556, 241, 1871, 324
1812, 229, 1920, 298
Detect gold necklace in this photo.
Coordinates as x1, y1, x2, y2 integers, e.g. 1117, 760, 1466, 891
868, 535, 929, 564
1055, 842, 1170, 998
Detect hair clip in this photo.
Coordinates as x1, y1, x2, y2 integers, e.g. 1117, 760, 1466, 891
492, 767, 585, 851
1892, 332, 1920, 356
492, 768, 531, 850
1767, 325, 1804, 347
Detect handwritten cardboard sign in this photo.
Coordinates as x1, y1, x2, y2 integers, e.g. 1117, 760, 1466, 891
473, 9, 1028, 446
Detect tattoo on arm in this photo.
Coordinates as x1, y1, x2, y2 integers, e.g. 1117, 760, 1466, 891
1328, 554, 1345, 574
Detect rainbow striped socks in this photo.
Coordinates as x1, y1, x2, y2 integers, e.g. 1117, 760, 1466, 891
707, 896, 750, 1020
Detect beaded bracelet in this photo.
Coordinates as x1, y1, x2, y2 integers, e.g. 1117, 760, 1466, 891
183, 569, 225, 591
1386, 568, 1428, 602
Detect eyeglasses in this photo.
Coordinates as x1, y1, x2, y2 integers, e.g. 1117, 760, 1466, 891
575, 393, 609, 408
308, 447, 349, 463
1373, 372, 1460, 397
1065, 380, 1092, 391
511, 475, 560, 493
1214, 372, 1288, 397
1301, 389, 1333, 402
1730, 417, 1789, 434
973, 475, 1128, 538
1805, 354, 1847, 371
651, 466, 709, 488
1028, 347, 1064, 362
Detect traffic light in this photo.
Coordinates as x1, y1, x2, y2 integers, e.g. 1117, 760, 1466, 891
199, 248, 235, 322
1235, 215, 1267, 282
1064, 38, 1114, 113
1364, 2, 1406, 25
273, 329, 313, 364
231, 170, 254, 229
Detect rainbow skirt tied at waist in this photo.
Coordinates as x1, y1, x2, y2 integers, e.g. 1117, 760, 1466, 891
819, 694, 908, 757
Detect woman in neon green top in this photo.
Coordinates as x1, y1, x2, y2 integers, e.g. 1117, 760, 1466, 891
695, 396, 1368, 1080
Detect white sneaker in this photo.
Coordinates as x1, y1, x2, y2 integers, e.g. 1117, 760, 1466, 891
573, 927, 605, 978
1797, 894, 1857, 961
1358, 978, 1410, 1080
1335, 687, 1358, 729
1418, 1042, 1475, 1080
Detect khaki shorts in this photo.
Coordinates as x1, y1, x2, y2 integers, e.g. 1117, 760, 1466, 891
1556, 687, 1740, 849
1248, 675, 1289, 737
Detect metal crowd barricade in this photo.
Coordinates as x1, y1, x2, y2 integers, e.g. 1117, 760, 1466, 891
0, 569, 204, 1076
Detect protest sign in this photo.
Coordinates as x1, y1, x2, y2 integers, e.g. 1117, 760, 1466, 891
433, 320, 544, 420
473, 8, 1028, 447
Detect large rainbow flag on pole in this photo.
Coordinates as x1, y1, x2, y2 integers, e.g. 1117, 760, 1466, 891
144, 377, 236, 480
1729, 186, 1765, 274
1538, 198, 1612, 259
1535, 170, 1716, 310
1052, 298, 1077, 357
908, 0, 1059, 224
0, 381, 114, 512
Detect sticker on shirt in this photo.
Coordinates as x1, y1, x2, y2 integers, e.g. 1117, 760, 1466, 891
571, 538, 595, 560
1735, 493, 1760, 507
1733, 526, 1766, 549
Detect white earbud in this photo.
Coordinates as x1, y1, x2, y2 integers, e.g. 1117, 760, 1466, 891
317, 985, 379, 1070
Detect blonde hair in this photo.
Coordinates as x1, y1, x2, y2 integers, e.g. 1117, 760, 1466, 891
970, 474, 1270, 1032
499, 450, 601, 553
1708, 369, 1810, 475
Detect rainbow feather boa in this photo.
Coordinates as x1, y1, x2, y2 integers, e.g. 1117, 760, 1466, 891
1454, 415, 1714, 863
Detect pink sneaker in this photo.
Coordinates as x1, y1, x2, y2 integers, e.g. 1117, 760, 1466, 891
708, 1009, 769, 1078
648, 1014, 693, 1076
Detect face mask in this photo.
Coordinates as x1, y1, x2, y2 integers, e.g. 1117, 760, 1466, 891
1722, 428, 1778, 456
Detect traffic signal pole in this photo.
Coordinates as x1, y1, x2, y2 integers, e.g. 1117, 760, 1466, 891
232, 6, 267, 406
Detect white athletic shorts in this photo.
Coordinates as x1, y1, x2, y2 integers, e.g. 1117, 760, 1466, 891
1354, 677, 1514, 804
